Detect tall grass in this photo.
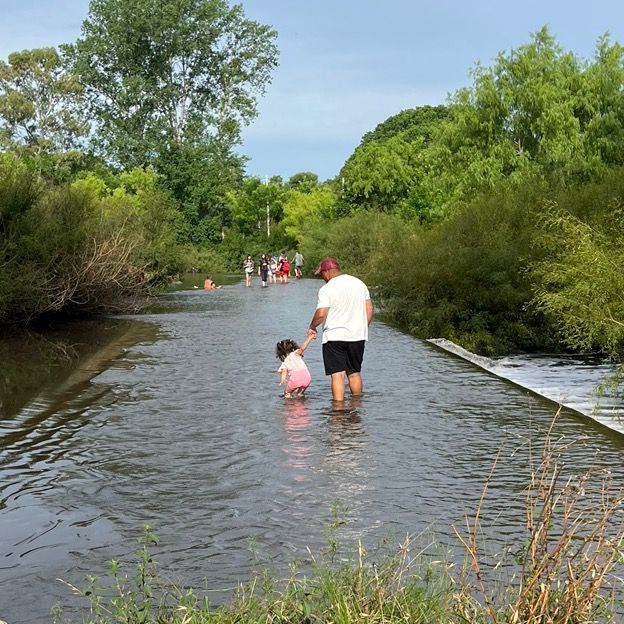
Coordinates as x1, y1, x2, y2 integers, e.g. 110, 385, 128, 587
454, 411, 624, 623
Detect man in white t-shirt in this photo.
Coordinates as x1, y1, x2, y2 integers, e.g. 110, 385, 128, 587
307, 257, 374, 401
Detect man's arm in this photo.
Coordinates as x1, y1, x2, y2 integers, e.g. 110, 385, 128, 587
366, 299, 374, 325
308, 307, 329, 338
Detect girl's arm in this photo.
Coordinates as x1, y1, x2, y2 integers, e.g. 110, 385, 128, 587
296, 333, 315, 355
279, 369, 288, 385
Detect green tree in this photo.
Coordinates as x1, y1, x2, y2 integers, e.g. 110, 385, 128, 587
63, 0, 278, 169
0, 48, 86, 155
157, 140, 244, 243
226, 176, 286, 237
63, 0, 278, 242
285, 171, 319, 192
530, 205, 624, 356
421, 26, 617, 216
338, 106, 448, 218
360, 105, 448, 146
282, 186, 336, 243
339, 135, 424, 215
580, 36, 624, 168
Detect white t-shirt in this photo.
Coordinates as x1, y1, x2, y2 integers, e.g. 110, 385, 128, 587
278, 352, 308, 373
316, 273, 371, 343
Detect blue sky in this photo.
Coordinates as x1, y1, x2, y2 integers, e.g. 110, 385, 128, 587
2, 1, 624, 181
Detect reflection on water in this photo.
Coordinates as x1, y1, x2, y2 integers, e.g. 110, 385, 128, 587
2, 281, 624, 623
281, 399, 311, 474
0, 319, 160, 421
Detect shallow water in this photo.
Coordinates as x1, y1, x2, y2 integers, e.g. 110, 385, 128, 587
2, 279, 624, 622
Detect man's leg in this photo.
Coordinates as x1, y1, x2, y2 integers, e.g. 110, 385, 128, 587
347, 372, 363, 396
330, 372, 346, 401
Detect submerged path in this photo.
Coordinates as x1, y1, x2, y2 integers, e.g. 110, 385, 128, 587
1, 278, 624, 622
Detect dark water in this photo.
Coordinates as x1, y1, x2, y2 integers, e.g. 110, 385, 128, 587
2, 279, 624, 622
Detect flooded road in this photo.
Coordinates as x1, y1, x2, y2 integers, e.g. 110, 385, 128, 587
2, 278, 624, 622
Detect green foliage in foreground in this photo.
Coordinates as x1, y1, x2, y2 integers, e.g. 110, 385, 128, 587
57, 528, 452, 624
55, 421, 624, 623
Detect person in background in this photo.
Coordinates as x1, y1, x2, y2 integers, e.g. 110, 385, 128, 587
307, 257, 374, 402
276, 334, 315, 399
203, 276, 217, 289
270, 255, 279, 283
243, 255, 254, 287
279, 252, 290, 283
258, 254, 270, 287
294, 250, 304, 279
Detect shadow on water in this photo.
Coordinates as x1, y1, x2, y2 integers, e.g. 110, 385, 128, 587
0, 318, 160, 447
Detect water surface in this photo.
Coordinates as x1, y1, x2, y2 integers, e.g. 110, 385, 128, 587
2, 279, 623, 622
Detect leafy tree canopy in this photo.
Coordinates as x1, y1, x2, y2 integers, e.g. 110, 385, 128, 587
285, 171, 319, 192
282, 186, 336, 243
422, 27, 624, 215
0, 47, 87, 155
63, 0, 279, 169
226, 176, 286, 237
360, 105, 448, 146
338, 105, 448, 218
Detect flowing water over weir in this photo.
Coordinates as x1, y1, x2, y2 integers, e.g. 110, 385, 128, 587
429, 339, 624, 434
2, 278, 624, 622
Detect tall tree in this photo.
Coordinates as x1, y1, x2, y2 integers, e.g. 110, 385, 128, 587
226, 176, 286, 237
0, 48, 86, 155
63, 0, 278, 169
421, 26, 612, 216
338, 106, 448, 218
286, 171, 319, 192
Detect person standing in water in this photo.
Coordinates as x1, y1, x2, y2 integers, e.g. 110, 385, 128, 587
294, 250, 304, 279
270, 255, 279, 283
307, 257, 373, 402
279, 253, 290, 283
243, 255, 254, 287
258, 254, 270, 287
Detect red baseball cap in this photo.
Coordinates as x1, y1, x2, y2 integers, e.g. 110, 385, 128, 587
314, 257, 340, 275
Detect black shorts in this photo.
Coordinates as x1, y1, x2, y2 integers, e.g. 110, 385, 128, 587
322, 340, 366, 376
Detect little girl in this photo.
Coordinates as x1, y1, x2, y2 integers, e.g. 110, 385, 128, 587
276, 334, 315, 398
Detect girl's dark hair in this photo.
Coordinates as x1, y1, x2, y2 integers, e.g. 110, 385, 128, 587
276, 339, 299, 361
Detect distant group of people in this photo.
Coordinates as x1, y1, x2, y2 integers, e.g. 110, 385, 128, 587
244, 251, 305, 288
275, 256, 373, 403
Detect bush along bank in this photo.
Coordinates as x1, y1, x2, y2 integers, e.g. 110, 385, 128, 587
0, 157, 182, 325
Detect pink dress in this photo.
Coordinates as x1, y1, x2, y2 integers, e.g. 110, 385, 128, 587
278, 351, 311, 392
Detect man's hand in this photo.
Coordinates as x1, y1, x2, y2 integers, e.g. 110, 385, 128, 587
308, 307, 329, 338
